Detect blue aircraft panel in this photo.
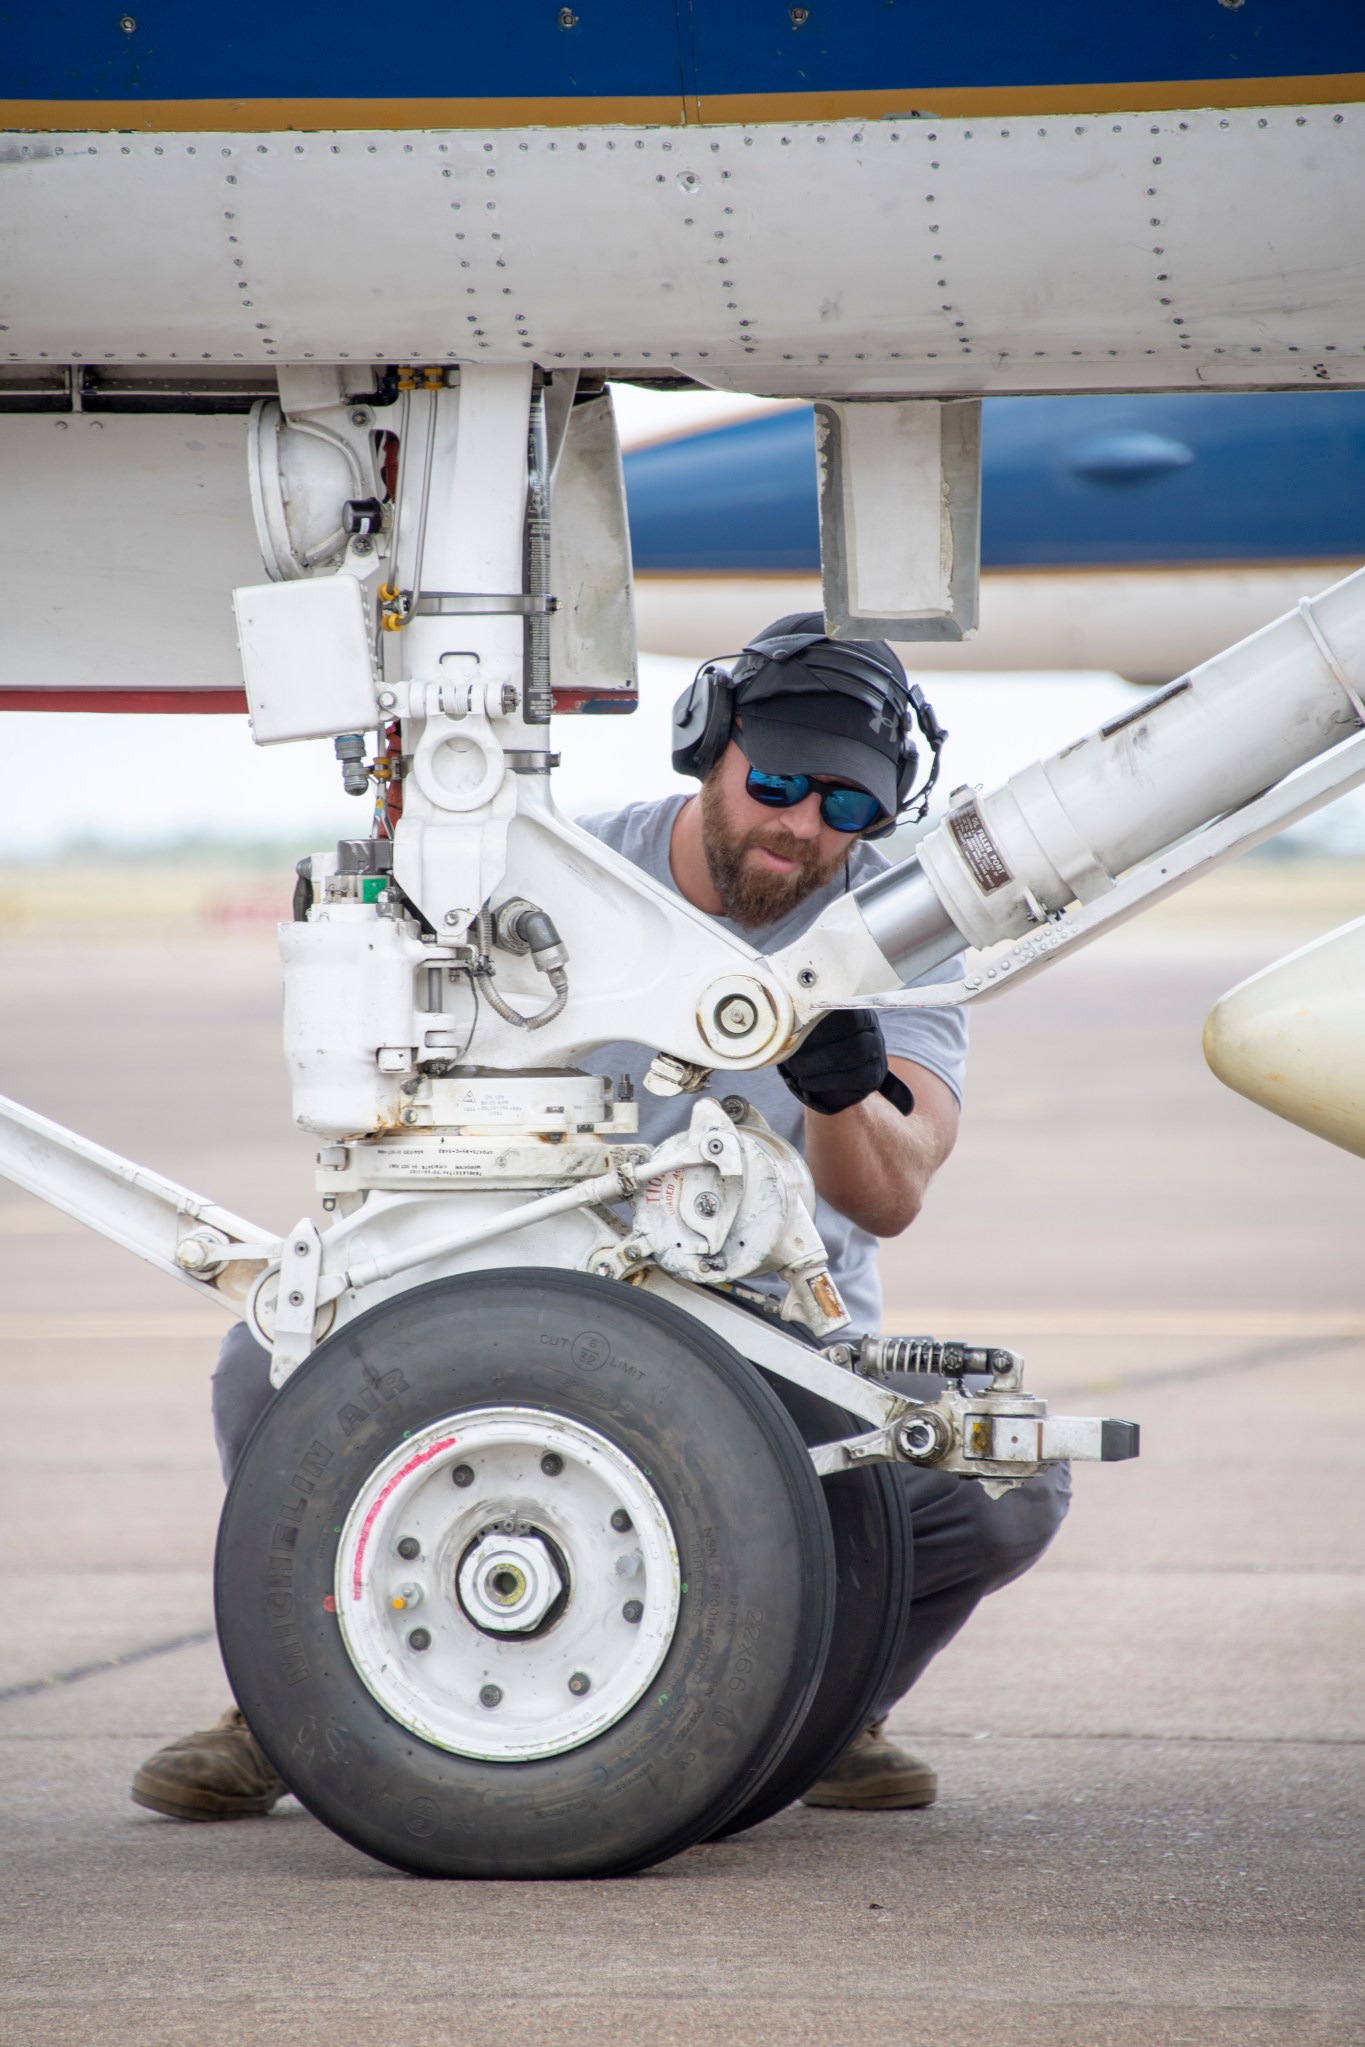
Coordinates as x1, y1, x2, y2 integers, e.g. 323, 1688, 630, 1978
4, 1, 1361, 107
688, 2, 1365, 97
623, 393, 1365, 573
2, 2, 684, 102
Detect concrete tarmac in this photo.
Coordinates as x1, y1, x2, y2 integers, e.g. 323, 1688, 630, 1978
1, 887, 1363, 2045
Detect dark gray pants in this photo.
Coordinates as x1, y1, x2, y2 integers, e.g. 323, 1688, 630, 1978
211, 1325, 1069, 1720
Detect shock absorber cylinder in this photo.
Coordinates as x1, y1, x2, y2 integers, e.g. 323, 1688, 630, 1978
852, 569, 1365, 982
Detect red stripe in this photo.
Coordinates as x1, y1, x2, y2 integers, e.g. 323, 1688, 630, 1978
0, 689, 249, 715
349, 1436, 459, 1604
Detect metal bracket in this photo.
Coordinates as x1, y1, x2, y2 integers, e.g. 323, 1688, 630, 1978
410, 592, 556, 616
266, 1219, 326, 1387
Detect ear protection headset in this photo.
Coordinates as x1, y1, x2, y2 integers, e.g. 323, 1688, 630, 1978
671, 628, 947, 838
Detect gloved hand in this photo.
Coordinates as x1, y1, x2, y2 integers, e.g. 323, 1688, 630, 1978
777, 1009, 915, 1118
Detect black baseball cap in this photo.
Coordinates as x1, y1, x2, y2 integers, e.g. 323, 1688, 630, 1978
731, 612, 910, 822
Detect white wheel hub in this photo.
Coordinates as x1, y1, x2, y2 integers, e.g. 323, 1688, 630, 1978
335, 1407, 682, 1762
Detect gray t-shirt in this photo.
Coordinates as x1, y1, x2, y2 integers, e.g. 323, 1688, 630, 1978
575, 795, 967, 1334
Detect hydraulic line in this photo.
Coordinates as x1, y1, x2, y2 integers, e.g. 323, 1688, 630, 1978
523, 381, 553, 726
474, 906, 568, 1030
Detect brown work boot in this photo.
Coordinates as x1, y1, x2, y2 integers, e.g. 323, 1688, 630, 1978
131, 1705, 287, 1821
801, 1720, 938, 1810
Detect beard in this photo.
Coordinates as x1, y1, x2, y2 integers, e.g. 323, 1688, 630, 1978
699, 772, 849, 929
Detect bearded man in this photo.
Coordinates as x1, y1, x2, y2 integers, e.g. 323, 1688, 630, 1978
130, 617, 1070, 1824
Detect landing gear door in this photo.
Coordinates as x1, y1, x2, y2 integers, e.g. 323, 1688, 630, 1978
549, 387, 638, 713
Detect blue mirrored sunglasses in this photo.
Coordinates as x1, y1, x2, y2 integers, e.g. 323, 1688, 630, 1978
744, 765, 885, 835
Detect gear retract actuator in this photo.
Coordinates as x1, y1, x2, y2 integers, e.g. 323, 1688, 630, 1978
5, 366, 1365, 1495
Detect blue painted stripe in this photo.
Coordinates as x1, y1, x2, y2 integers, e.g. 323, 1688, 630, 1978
623, 394, 1365, 573
4, 0, 1361, 105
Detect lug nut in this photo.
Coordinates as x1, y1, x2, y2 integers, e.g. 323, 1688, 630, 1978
397, 1536, 420, 1560
407, 1628, 431, 1651
479, 1684, 502, 1708
568, 1671, 591, 1696
610, 1508, 633, 1533
622, 1600, 643, 1624
452, 1464, 475, 1487
540, 1452, 564, 1477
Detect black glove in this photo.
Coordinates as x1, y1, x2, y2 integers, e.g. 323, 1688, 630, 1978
777, 1009, 916, 1118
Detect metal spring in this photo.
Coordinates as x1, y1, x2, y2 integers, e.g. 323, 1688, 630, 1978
860, 1335, 1020, 1380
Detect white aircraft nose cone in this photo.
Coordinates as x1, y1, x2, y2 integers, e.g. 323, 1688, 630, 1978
1204, 915, 1365, 1158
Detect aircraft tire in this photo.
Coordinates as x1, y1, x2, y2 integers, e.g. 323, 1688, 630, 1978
707, 1378, 913, 1838
214, 1268, 836, 1879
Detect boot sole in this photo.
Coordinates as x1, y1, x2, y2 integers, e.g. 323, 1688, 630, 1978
130, 1783, 282, 1822
802, 1784, 937, 1810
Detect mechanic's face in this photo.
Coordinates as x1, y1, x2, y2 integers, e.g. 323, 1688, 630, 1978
699, 734, 857, 928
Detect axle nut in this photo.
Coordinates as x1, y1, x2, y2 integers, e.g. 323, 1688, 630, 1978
714, 995, 759, 1038
896, 1413, 950, 1462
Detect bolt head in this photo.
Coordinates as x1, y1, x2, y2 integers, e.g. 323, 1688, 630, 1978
797, 967, 817, 988
479, 1684, 503, 1708
610, 1508, 633, 1533
704, 1135, 726, 1157
452, 1463, 475, 1488
568, 1671, 591, 1696
407, 1628, 431, 1651
540, 1452, 563, 1477
693, 1191, 720, 1217
397, 1536, 420, 1560
715, 994, 759, 1038
350, 409, 370, 426
622, 1600, 644, 1624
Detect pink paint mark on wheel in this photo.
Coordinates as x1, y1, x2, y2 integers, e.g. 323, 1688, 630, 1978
349, 1437, 458, 1602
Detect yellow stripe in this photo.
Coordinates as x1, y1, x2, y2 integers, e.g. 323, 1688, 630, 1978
634, 560, 1365, 585
0, 1307, 1359, 1342
879, 1308, 1365, 1339
0, 1312, 227, 1338
2, 74, 1362, 134
696, 74, 1365, 123
980, 558, 1365, 581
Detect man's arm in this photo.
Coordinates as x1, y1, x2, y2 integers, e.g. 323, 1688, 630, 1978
803, 1057, 960, 1238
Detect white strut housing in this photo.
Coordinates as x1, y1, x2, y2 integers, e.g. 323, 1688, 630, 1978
851, 568, 1365, 979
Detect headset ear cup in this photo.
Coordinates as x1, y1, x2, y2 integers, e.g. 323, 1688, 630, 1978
671, 667, 734, 781
896, 737, 920, 812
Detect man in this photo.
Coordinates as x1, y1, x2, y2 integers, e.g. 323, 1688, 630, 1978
132, 616, 1069, 1823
